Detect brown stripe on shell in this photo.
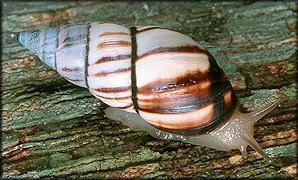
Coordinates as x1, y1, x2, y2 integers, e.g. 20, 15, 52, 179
85, 23, 91, 88
137, 74, 212, 114
98, 32, 130, 37
98, 21, 122, 26
138, 83, 211, 112
138, 71, 210, 95
91, 67, 131, 77
97, 40, 131, 49
130, 26, 139, 113
93, 94, 133, 109
92, 54, 131, 65
137, 26, 169, 33
60, 42, 80, 49
92, 86, 131, 93
63, 35, 85, 43
60, 27, 71, 49
61, 67, 82, 72
62, 76, 83, 82
93, 93, 131, 101
223, 89, 232, 108
140, 103, 215, 130
37, 30, 40, 57
138, 46, 207, 60
54, 26, 60, 70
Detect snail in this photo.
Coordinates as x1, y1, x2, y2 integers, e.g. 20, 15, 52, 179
17, 22, 280, 164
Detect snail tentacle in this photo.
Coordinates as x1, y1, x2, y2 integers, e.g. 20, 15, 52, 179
247, 99, 280, 124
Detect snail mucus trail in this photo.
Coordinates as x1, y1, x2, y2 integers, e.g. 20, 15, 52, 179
17, 22, 280, 164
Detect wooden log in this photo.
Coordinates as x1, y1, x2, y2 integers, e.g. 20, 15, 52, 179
2, 1, 296, 178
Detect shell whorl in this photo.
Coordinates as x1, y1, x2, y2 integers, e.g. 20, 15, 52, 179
18, 24, 89, 88
17, 22, 238, 135
17, 28, 57, 69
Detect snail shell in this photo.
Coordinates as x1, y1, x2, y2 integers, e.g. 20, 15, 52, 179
17, 22, 279, 163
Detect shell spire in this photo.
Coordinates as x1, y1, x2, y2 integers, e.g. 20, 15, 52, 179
17, 24, 89, 88
17, 28, 58, 70
17, 30, 39, 56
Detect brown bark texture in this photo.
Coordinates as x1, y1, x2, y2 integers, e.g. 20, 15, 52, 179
2, 1, 297, 179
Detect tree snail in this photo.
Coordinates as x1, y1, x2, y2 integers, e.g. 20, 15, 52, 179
17, 22, 280, 164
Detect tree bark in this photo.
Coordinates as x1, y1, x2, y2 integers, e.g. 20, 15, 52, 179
2, 1, 297, 178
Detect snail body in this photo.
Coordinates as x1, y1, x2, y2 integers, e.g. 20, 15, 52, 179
17, 22, 279, 163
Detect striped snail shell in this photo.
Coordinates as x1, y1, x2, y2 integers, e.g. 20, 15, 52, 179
17, 22, 279, 164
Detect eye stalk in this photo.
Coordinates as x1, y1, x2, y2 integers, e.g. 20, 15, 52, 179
241, 99, 281, 165
17, 30, 39, 56
207, 99, 281, 166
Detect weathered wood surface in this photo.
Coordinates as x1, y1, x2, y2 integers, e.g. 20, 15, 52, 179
2, 1, 297, 179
